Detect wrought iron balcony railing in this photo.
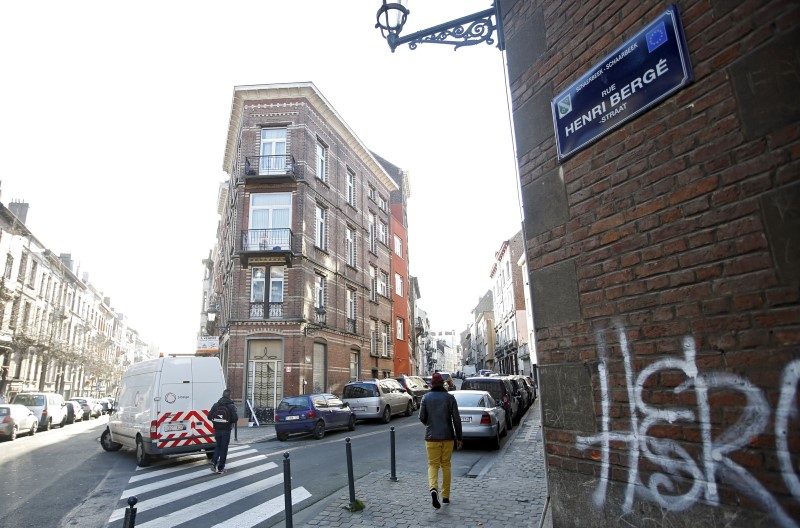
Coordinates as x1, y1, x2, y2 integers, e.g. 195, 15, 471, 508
249, 302, 283, 320
240, 229, 293, 252
244, 155, 296, 179
346, 318, 356, 334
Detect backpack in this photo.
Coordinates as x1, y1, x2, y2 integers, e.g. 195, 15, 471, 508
212, 403, 231, 424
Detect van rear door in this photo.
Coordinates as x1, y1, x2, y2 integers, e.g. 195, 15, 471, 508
156, 357, 198, 449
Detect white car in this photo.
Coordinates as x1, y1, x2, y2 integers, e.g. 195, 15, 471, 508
342, 379, 414, 423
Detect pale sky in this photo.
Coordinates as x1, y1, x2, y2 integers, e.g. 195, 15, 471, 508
0, 1, 523, 354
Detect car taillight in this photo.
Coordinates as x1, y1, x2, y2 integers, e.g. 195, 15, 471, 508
307, 410, 316, 419
480, 413, 491, 425
274, 415, 281, 422
150, 420, 158, 440
1, 416, 11, 424
41, 409, 48, 418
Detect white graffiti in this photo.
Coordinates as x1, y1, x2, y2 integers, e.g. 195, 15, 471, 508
576, 327, 799, 528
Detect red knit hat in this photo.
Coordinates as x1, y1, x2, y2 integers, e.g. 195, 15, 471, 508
431, 372, 445, 386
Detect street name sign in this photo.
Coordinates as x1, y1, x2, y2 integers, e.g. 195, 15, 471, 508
551, 4, 693, 161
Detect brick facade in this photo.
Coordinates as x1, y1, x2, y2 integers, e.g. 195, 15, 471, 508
502, 0, 799, 525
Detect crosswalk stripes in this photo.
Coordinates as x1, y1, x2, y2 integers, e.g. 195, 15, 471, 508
107, 444, 311, 527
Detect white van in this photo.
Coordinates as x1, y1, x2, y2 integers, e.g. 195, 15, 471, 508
100, 356, 227, 467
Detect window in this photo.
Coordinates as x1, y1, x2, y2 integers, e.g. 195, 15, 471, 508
378, 194, 387, 211
394, 235, 402, 257
378, 271, 389, 297
315, 204, 327, 250
382, 322, 390, 357
247, 193, 291, 250
4, 254, 13, 280
251, 267, 265, 303
346, 226, 356, 267
346, 169, 356, 206
368, 184, 376, 202
370, 320, 377, 356
270, 266, 285, 304
350, 349, 360, 381
17, 252, 28, 284
260, 128, 287, 174
396, 317, 404, 340
378, 221, 388, 245
28, 261, 37, 288
315, 274, 326, 311
368, 212, 376, 253
312, 342, 327, 393
347, 288, 356, 320
316, 141, 328, 182
369, 265, 377, 302
394, 273, 403, 297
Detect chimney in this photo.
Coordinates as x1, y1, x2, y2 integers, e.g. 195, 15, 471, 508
8, 200, 29, 224
59, 253, 74, 272
82, 272, 89, 283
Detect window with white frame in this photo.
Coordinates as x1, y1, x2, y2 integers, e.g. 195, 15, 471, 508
394, 273, 403, 297
350, 349, 360, 380
378, 194, 387, 211
378, 271, 388, 297
368, 212, 377, 253
394, 235, 402, 257
370, 320, 377, 356
368, 184, 376, 202
251, 267, 266, 303
260, 128, 287, 174
315, 273, 326, 311
346, 226, 356, 267
28, 261, 37, 288
396, 317, 404, 340
382, 322, 390, 357
347, 169, 356, 206
270, 266, 285, 304
316, 140, 328, 182
315, 204, 327, 250
369, 265, 377, 302
347, 288, 356, 321
248, 193, 292, 250
378, 220, 388, 245
4, 254, 13, 280
17, 252, 28, 284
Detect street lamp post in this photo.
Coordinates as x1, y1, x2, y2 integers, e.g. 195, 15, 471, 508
375, 0, 505, 52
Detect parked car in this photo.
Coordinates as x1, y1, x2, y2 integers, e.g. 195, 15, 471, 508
0, 404, 39, 440
65, 400, 84, 424
506, 376, 531, 415
97, 397, 115, 415
393, 375, 429, 409
274, 393, 356, 441
342, 379, 414, 423
11, 392, 68, 431
461, 376, 518, 431
516, 375, 537, 405
73, 397, 103, 420
451, 390, 507, 450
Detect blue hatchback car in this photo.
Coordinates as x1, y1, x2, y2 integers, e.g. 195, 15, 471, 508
274, 393, 356, 441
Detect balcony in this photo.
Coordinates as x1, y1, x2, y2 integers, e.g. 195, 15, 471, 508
244, 155, 297, 181
239, 228, 295, 267
249, 302, 283, 320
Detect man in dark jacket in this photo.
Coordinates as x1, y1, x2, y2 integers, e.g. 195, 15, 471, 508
209, 389, 238, 475
419, 372, 463, 509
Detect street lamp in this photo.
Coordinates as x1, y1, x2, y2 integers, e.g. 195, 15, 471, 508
375, 0, 505, 52
304, 305, 327, 336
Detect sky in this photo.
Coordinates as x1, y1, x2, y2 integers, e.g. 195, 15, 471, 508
0, 1, 523, 353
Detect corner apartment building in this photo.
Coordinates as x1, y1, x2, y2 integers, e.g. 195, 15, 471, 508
210, 83, 405, 416
490, 230, 528, 375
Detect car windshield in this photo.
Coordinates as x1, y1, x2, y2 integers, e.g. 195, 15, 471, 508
13, 394, 45, 406
277, 396, 309, 411
343, 383, 379, 398
453, 393, 486, 407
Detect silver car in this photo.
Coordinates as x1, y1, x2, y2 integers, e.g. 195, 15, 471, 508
451, 390, 507, 450
0, 404, 39, 441
342, 379, 414, 423
11, 392, 68, 431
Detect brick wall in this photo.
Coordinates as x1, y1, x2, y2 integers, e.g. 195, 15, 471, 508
502, 0, 800, 525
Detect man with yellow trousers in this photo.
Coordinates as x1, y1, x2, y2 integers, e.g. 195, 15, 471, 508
419, 372, 463, 509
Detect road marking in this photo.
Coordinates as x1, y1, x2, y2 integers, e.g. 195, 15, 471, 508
212, 487, 312, 528
129, 447, 256, 482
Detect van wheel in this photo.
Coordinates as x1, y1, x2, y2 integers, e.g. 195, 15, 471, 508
404, 401, 413, 417
136, 436, 152, 467
101, 428, 123, 452
381, 406, 391, 424
347, 415, 356, 431
312, 421, 325, 440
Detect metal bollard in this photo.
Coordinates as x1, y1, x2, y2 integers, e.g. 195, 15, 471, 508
122, 496, 138, 528
283, 452, 293, 528
389, 426, 398, 481
346, 437, 356, 508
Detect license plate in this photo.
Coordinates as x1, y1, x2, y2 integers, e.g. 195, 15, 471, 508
286, 415, 299, 420
353, 407, 366, 411
461, 417, 472, 423
164, 423, 186, 432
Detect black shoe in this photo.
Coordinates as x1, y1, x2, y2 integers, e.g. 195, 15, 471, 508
431, 489, 441, 509
443, 498, 450, 505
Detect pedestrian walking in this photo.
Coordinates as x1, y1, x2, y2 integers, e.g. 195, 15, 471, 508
209, 388, 238, 475
419, 372, 463, 509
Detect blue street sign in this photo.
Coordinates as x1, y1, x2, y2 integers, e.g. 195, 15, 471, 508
551, 5, 693, 161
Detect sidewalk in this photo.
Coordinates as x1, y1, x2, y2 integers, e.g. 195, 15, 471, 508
233, 404, 549, 528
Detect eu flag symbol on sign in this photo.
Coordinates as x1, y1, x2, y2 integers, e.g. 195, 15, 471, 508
647, 21, 668, 52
